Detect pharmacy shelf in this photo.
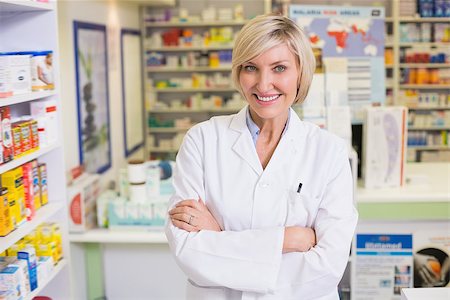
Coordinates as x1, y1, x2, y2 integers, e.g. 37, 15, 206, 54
148, 146, 178, 152
0, 143, 59, 174
398, 17, 450, 22
408, 126, 450, 130
399, 42, 450, 47
153, 87, 235, 92
69, 229, 167, 244
408, 145, 449, 150
26, 259, 68, 300
399, 63, 449, 68
149, 127, 190, 133
146, 45, 233, 52
147, 66, 231, 72
0, 202, 63, 253
0, 90, 56, 107
149, 107, 242, 113
399, 84, 449, 89
407, 106, 450, 110
0, 0, 53, 13
145, 20, 247, 27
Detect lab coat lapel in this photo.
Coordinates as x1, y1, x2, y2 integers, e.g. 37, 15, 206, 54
230, 107, 263, 176
264, 108, 307, 173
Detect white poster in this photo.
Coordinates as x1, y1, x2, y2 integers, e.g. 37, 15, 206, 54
353, 234, 413, 300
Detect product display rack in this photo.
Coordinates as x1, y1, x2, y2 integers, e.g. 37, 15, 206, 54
142, 0, 269, 159
0, 0, 71, 298
389, 6, 450, 162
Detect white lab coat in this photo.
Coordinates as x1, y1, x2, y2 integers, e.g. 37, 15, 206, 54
165, 106, 358, 300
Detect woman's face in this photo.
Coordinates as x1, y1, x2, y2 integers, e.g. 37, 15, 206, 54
239, 43, 299, 123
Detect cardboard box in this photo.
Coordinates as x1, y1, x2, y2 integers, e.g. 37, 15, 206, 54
0, 188, 13, 237
67, 173, 100, 232
38, 163, 48, 206
1, 167, 26, 227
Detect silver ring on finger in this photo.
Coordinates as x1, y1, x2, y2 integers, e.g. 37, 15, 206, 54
188, 214, 193, 225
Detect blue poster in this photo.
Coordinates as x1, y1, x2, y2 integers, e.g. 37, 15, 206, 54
353, 234, 413, 299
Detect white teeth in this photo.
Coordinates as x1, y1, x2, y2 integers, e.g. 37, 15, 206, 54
256, 95, 279, 101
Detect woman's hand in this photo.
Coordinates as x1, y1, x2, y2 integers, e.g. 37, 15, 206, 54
169, 199, 222, 232
283, 226, 316, 253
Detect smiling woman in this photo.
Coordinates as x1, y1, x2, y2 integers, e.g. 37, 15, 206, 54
165, 13, 358, 300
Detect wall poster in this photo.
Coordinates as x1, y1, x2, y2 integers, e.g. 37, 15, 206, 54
290, 5, 386, 122
121, 29, 144, 157
74, 21, 111, 174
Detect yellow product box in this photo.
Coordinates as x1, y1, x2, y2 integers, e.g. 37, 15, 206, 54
11, 123, 22, 158
38, 163, 48, 206
19, 120, 32, 155
36, 242, 58, 265
2, 168, 26, 228
8, 190, 26, 229
23, 231, 38, 246
31, 160, 41, 211
0, 187, 13, 237
6, 241, 25, 256
29, 119, 39, 151
37, 222, 57, 242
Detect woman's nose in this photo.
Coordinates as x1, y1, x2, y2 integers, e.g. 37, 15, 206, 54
256, 70, 273, 92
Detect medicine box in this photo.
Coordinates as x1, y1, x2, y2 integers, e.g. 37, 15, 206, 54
38, 163, 48, 206
30, 99, 58, 147
17, 246, 38, 291
1, 167, 26, 228
0, 188, 13, 237
67, 173, 100, 232
1, 107, 14, 163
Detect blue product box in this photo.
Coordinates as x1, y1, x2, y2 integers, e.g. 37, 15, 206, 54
17, 247, 38, 292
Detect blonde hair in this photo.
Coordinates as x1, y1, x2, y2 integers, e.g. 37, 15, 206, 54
232, 13, 316, 104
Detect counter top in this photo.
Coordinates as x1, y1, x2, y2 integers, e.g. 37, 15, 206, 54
357, 163, 449, 203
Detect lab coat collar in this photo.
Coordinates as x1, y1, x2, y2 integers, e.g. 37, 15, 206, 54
229, 106, 306, 175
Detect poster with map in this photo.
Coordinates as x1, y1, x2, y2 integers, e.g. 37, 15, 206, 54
290, 5, 386, 121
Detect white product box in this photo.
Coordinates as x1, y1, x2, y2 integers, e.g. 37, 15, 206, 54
30, 99, 58, 147
8, 54, 32, 95
363, 106, 408, 188
0, 266, 21, 298
67, 173, 100, 232
0, 55, 12, 98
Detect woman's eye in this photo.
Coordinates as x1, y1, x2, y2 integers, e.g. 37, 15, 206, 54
274, 65, 286, 72
243, 65, 256, 72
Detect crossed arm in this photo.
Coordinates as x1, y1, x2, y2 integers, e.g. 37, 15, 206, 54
169, 199, 317, 253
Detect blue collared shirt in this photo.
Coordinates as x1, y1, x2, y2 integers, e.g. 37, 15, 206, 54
245, 107, 291, 147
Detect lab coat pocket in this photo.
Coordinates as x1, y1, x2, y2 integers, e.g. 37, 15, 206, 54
285, 190, 317, 227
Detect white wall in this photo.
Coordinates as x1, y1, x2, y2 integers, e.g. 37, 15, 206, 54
57, 1, 154, 299
58, 0, 144, 187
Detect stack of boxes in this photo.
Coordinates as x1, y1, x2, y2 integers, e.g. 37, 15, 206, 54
0, 160, 48, 237
0, 222, 62, 298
